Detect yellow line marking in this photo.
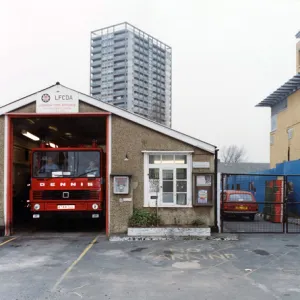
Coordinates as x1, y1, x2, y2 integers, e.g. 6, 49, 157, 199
52, 235, 99, 291
0, 237, 17, 247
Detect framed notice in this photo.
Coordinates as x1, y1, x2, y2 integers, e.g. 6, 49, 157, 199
197, 189, 208, 204
193, 174, 213, 206
113, 176, 129, 194
196, 175, 212, 186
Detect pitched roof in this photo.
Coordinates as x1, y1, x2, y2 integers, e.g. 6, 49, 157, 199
218, 162, 270, 174
0, 83, 216, 153
256, 74, 300, 107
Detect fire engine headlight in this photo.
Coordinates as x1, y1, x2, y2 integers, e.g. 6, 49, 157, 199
92, 204, 98, 210
34, 204, 40, 210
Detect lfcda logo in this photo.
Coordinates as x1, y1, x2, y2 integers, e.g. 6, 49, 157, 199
41, 93, 51, 103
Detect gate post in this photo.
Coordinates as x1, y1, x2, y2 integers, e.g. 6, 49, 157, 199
221, 173, 224, 233
283, 175, 288, 233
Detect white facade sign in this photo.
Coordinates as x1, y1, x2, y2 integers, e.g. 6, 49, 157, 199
36, 88, 79, 113
193, 161, 210, 168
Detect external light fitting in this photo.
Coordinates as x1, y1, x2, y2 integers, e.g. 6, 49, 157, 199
124, 153, 129, 161
22, 130, 40, 141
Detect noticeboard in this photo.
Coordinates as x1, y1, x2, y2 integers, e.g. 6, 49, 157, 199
113, 176, 130, 194
193, 174, 213, 206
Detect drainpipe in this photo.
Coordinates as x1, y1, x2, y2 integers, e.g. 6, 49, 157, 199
213, 148, 219, 233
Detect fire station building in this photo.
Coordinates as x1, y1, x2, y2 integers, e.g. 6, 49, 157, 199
0, 83, 218, 236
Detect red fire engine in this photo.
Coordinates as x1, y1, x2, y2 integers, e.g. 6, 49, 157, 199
28, 140, 105, 220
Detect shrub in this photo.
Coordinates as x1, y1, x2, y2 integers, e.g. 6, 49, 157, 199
128, 209, 160, 227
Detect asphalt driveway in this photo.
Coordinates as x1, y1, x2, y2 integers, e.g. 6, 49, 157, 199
223, 214, 300, 233
0, 233, 300, 299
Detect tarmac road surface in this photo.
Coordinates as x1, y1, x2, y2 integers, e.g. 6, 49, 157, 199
0, 233, 300, 299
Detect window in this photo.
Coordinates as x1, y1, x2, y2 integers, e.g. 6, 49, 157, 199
288, 128, 293, 140
32, 150, 101, 178
144, 152, 192, 207
270, 135, 274, 145
228, 193, 253, 202
271, 114, 277, 132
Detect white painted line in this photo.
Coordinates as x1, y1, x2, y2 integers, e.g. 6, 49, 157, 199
52, 235, 99, 291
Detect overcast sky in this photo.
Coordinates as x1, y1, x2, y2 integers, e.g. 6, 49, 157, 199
1, 0, 299, 162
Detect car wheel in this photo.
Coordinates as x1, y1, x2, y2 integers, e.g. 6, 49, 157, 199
249, 214, 255, 221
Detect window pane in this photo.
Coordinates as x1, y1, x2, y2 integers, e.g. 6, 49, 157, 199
176, 168, 187, 179
149, 180, 160, 193
176, 194, 187, 205
176, 181, 187, 192
175, 155, 187, 164
229, 193, 253, 202
162, 155, 174, 163
33, 151, 100, 178
163, 193, 173, 203
163, 181, 173, 192
163, 170, 173, 180
149, 168, 159, 179
149, 155, 161, 164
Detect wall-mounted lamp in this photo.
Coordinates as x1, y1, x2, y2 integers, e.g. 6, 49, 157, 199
124, 153, 129, 161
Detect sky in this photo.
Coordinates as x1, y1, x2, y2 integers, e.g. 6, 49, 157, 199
0, 0, 299, 162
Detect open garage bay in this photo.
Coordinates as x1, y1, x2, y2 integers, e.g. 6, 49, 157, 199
11, 115, 108, 234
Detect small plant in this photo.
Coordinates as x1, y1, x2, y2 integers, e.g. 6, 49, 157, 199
191, 217, 205, 227
129, 209, 161, 227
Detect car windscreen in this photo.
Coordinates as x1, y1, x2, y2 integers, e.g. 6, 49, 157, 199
228, 193, 253, 202
32, 150, 100, 178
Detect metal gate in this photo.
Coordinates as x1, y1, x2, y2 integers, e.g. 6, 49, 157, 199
220, 173, 300, 234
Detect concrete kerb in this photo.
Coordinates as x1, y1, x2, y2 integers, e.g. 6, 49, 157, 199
109, 233, 239, 242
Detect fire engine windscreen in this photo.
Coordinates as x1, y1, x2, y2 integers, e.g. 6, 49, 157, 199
32, 151, 101, 178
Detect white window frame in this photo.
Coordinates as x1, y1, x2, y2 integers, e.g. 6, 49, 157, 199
143, 151, 193, 208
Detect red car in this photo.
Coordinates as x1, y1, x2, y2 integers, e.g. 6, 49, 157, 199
221, 190, 258, 221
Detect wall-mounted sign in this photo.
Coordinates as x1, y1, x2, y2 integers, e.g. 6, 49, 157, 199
197, 190, 208, 204
193, 161, 210, 169
113, 176, 130, 194
119, 198, 132, 202
196, 175, 212, 187
193, 174, 213, 206
36, 88, 79, 113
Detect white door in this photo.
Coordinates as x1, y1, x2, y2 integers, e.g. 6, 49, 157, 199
147, 167, 188, 207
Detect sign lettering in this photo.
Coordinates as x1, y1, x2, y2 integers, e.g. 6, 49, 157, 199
36, 87, 79, 113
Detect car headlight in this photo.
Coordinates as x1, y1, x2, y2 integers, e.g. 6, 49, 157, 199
34, 204, 40, 210
92, 203, 98, 210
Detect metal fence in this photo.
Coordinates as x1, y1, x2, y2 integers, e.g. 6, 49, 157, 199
286, 175, 300, 233
221, 173, 300, 234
